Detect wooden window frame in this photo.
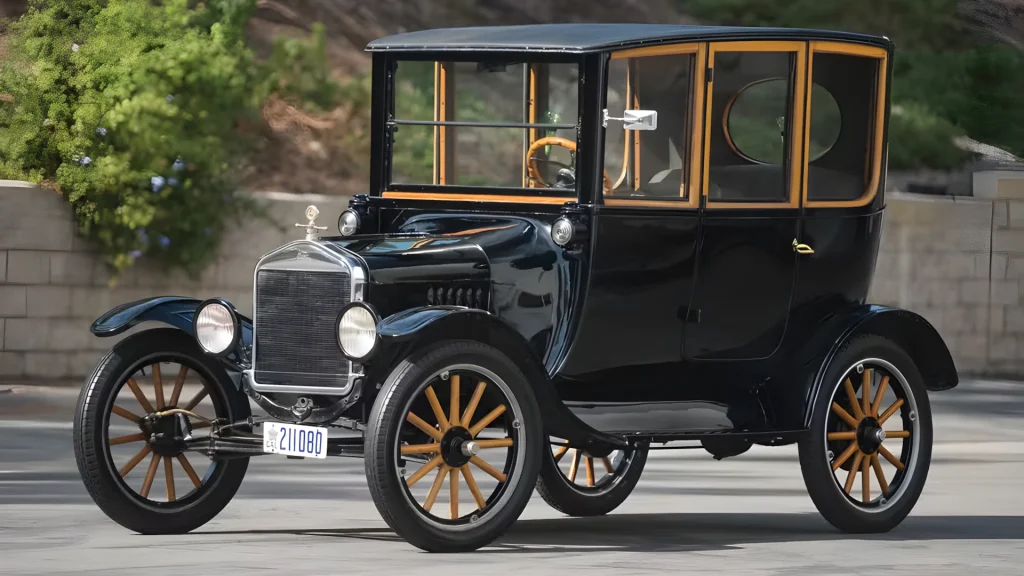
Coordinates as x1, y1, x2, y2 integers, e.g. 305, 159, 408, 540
384, 59, 578, 204
702, 41, 807, 210
802, 41, 889, 208
602, 43, 703, 209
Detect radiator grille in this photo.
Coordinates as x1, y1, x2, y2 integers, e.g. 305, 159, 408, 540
254, 269, 351, 387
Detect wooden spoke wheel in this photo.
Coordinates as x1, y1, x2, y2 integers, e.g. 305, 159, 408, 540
799, 335, 932, 533
74, 329, 251, 534
536, 439, 648, 517
365, 341, 543, 553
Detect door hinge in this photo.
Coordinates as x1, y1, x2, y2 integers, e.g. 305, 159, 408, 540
707, 67, 714, 83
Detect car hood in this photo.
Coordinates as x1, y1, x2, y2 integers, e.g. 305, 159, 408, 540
329, 218, 537, 285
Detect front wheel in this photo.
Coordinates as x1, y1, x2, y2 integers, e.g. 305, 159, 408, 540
73, 328, 251, 534
364, 340, 544, 552
799, 334, 932, 533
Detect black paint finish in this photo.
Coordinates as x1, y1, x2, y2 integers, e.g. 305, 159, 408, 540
685, 211, 800, 360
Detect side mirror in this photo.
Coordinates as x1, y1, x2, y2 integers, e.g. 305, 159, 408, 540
603, 109, 658, 131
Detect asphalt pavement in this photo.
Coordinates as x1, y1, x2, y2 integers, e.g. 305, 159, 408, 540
1, 379, 1023, 575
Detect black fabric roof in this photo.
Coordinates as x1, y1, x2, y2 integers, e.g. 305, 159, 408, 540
366, 23, 890, 54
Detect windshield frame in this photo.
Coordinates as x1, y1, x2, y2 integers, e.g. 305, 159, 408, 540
377, 51, 587, 203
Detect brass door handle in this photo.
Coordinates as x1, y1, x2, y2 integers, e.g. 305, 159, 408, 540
792, 239, 814, 254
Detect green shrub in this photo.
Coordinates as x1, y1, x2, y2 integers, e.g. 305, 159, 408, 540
0, 0, 340, 280
887, 102, 973, 170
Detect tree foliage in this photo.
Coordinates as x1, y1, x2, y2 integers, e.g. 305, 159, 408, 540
0, 0, 338, 278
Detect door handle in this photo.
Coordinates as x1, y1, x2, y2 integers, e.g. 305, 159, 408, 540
792, 239, 814, 255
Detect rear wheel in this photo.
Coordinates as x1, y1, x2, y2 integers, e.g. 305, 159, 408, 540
799, 334, 932, 533
364, 340, 543, 552
536, 439, 647, 517
73, 328, 251, 534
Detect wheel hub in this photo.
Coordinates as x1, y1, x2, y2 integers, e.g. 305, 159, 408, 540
440, 427, 475, 468
856, 416, 885, 454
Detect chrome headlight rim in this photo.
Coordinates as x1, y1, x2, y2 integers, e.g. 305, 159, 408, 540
338, 209, 360, 237
194, 298, 240, 357
336, 301, 380, 362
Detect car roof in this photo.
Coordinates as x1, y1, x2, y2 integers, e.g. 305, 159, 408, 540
366, 23, 891, 54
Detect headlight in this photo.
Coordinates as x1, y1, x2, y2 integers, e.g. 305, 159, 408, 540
337, 303, 378, 360
338, 209, 360, 237
551, 217, 575, 246
195, 299, 239, 355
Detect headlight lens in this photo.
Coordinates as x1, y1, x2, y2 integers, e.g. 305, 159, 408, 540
339, 209, 360, 236
551, 217, 575, 246
338, 304, 377, 359
195, 302, 237, 355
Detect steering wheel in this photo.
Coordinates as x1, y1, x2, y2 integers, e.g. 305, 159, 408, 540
527, 136, 612, 193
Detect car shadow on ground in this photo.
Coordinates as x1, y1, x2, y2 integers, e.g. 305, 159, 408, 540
195, 512, 1024, 552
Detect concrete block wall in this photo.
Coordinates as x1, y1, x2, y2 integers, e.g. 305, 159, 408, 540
868, 176, 1024, 378
0, 182, 348, 380
2, 177, 1024, 381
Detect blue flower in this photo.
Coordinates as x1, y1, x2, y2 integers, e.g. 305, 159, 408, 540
79, 156, 91, 166
95, 127, 107, 137
167, 177, 179, 187
128, 250, 142, 259
166, 94, 175, 103
151, 176, 166, 193
172, 158, 186, 172
158, 235, 171, 248
136, 228, 149, 246
72, 43, 80, 53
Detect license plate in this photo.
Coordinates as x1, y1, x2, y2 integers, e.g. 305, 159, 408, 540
263, 422, 328, 459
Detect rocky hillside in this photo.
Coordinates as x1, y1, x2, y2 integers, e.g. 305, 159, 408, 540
245, 0, 695, 194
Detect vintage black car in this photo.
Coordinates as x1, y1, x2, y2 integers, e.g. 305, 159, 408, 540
74, 23, 958, 552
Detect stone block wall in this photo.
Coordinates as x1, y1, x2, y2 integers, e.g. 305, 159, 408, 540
2, 178, 1024, 381
868, 180, 1024, 378
0, 182, 348, 380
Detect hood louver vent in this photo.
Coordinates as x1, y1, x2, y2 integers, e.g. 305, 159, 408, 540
427, 285, 487, 310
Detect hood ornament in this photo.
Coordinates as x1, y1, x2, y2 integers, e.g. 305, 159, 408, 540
295, 205, 327, 240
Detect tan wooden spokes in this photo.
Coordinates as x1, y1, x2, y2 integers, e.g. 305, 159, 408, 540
828, 367, 911, 504
402, 374, 514, 519
553, 445, 614, 488
110, 362, 212, 502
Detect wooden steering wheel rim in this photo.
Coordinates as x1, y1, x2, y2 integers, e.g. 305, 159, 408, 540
526, 136, 611, 192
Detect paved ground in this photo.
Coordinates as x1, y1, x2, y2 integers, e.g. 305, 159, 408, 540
1, 379, 1023, 575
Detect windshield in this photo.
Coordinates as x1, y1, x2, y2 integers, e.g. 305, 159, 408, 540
387, 59, 580, 195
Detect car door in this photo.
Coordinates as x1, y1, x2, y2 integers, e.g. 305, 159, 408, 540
683, 41, 808, 361
557, 44, 703, 385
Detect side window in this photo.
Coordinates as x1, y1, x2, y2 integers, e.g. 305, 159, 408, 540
806, 51, 882, 203
603, 52, 694, 202
708, 50, 798, 204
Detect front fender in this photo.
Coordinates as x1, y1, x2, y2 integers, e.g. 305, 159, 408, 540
373, 306, 627, 450
90, 296, 253, 348
785, 304, 958, 430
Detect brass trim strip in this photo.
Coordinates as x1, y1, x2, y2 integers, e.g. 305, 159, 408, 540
611, 43, 699, 59
382, 191, 573, 204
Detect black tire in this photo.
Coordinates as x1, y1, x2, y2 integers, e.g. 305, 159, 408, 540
798, 334, 933, 533
536, 441, 647, 517
364, 340, 544, 553
73, 328, 251, 534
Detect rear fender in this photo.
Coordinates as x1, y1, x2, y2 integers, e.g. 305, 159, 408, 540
787, 305, 958, 429
372, 306, 627, 450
